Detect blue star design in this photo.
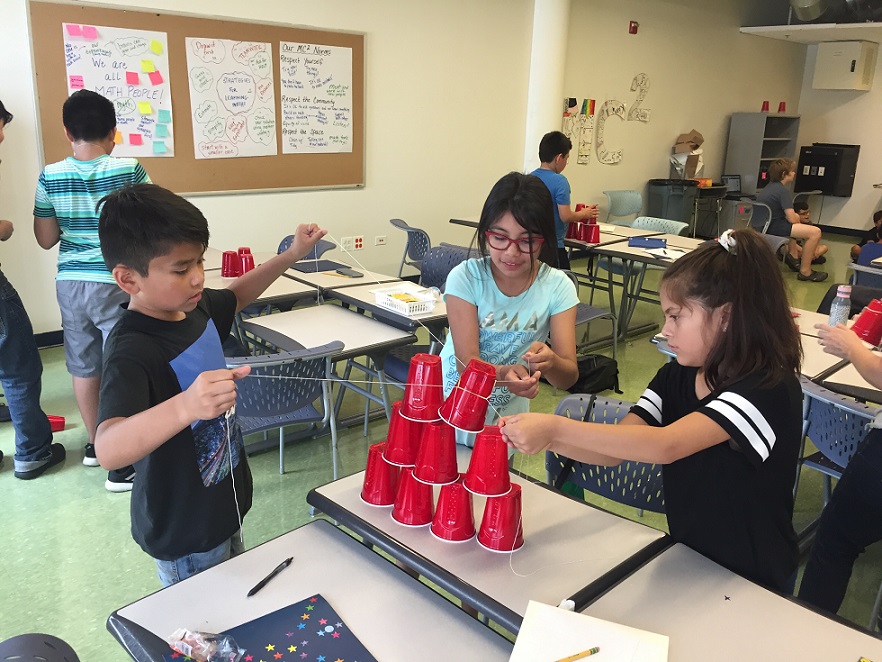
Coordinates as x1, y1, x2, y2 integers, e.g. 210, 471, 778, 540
317, 657, 326, 662
316, 629, 326, 636
297, 623, 306, 630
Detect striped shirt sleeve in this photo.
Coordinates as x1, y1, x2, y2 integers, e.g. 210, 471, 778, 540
700, 389, 777, 466
630, 367, 667, 427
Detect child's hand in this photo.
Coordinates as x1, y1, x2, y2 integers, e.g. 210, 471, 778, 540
499, 364, 540, 399
287, 223, 328, 260
522, 341, 556, 375
499, 413, 553, 454
181, 366, 251, 422
816, 323, 864, 361
585, 204, 599, 220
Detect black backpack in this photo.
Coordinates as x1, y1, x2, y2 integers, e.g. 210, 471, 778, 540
567, 354, 621, 395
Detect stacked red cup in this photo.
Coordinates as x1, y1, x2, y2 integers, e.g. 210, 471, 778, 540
477, 483, 525, 552
238, 247, 255, 274
413, 420, 459, 485
383, 401, 423, 467
439, 359, 496, 433
400, 353, 444, 422
360, 442, 400, 506
391, 467, 434, 527
221, 251, 241, 277
463, 426, 511, 497
430, 476, 476, 542
851, 299, 882, 346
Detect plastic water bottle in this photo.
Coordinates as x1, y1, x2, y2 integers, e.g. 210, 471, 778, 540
828, 285, 852, 327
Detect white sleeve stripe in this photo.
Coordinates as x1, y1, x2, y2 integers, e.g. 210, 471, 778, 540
717, 391, 778, 446
636, 388, 663, 424
704, 400, 772, 462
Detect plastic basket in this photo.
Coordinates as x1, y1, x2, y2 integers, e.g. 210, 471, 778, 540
372, 283, 437, 317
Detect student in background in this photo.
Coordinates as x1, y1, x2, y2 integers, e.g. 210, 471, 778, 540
502, 229, 803, 592
440, 171, 578, 446
33, 90, 150, 491
95, 183, 326, 585
0, 99, 65, 479
851, 209, 882, 261
791, 200, 827, 266
756, 158, 827, 282
530, 131, 598, 269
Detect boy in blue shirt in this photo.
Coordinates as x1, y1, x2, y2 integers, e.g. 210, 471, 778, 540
95, 183, 326, 585
530, 131, 598, 269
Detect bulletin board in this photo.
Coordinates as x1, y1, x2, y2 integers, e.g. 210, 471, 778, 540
29, 1, 365, 194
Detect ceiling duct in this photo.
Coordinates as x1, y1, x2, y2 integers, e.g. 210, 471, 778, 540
789, 0, 882, 22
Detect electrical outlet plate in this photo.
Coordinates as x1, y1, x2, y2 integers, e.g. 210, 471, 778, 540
341, 236, 355, 251
354, 236, 364, 250
375, 235, 387, 246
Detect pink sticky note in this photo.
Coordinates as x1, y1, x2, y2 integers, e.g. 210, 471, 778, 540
126, 71, 140, 85
148, 70, 163, 86
82, 26, 98, 40
65, 24, 82, 37
69, 75, 85, 90
129, 133, 143, 146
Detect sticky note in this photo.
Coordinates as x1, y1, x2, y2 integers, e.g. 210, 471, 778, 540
82, 26, 98, 40
126, 71, 140, 85
141, 60, 156, 73
152, 141, 167, 154
150, 40, 163, 55
137, 101, 152, 115
158, 109, 172, 123
129, 133, 143, 146
114, 130, 123, 145
154, 123, 169, 138
148, 70, 163, 86
69, 75, 85, 90
65, 24, 82, 37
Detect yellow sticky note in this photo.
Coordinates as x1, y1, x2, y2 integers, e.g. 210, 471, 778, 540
137, 101, 153, 115
150, 40, 163, 55
113, 130, 123, 145
141, 60, 156, 73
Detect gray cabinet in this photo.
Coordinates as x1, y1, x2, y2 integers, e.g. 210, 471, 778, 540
723, 113, 800, 195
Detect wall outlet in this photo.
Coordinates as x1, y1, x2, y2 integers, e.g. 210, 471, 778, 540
375, 235, 387, 246
340, 236, 355, 251
353, 235, 364, 250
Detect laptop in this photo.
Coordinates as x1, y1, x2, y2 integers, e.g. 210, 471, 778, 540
721, 174, 742, 195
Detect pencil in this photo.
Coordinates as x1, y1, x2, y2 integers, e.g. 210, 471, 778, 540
555, 647, 600, 662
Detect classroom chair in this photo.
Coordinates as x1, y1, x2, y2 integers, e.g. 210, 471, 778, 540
562, 270, 617, 359
0, 633, 80, 662
278, 236, 337, 260
740, 198, 790, 257
546, 393, 665, 516
389, 218, 432, 280
227, 341, 344, 475
817, 283, 882, 318
603, 190, 642, 225
849, 242, 882, 289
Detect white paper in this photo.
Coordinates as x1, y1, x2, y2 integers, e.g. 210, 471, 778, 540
279, 42, 353, 154
62, 23, 174, 157
645, 248, 686, 261
510, 601, 668, 662
185, 38, 278, 159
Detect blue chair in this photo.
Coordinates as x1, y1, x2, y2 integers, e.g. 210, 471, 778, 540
603, 190, 642, 225
277, 236, 336, 260
0, 633, 79, 661
546, 393, 665, 515
390, 218, 432, 279
227, 341, 344, 475
850, 242, 882, 289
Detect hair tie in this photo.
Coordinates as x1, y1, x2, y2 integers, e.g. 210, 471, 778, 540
718, 229, 737, 255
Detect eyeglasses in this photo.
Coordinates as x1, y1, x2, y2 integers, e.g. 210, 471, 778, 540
484, 231, 544, 254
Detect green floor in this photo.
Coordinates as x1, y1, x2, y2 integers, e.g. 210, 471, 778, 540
1, 231, 880, 659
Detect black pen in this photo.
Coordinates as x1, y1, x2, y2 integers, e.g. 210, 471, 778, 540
247, 557, 293, 597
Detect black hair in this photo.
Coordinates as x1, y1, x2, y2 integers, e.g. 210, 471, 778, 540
538, 131, 572, 163
62, 90, 116, 141
0, 99, 12, 125
793, 200, 809, 214
873, 210, 882, 224
474, 172, 557, 268
660, 229, 801, 391
99, 183, 210, 275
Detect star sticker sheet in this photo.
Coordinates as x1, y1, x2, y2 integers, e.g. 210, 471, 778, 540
164, 594, 377, 662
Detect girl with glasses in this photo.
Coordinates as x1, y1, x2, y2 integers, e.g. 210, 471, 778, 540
438, 171, 579, 446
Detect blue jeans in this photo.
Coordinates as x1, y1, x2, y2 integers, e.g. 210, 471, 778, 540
154, 531, 244, 587
0, 272, 53, 472
797, 427, 882, 615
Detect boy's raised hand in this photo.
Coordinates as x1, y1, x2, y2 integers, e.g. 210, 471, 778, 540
180, 366, 251, 422
287, 223, 328, 261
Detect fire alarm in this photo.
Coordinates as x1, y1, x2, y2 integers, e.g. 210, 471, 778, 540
629, 20, 639, 34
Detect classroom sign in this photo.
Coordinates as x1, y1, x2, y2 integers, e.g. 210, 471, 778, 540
279, 41, 353, 154
185, 38, 279, 160
62, 23, 174, 158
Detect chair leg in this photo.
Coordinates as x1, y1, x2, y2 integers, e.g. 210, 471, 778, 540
279, 428, 285, 474
363, 372, 372, 437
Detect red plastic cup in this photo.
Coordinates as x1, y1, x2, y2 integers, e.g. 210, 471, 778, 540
851, 307, 882, 346
566, 222, 578, 239
575, 203, 585, 212
401, 353, 444, 422
464, 426, 511, 497
431, 476, 476, 542
237, 246, 252, 256
580, 222, 600, 244
240, 252, 256, 274
47, 415, 65, 432
458, 359, 496, 399
413, 420, 459, 485
478, 483, 525, 552
221, 250, 241, 277
391, 467, 434, 526
439, 386, 490, 433
383, 401, 423, 467
761, 100, 770, 112
361, 442, 400, 506
778, 101, 786, 113
867, 298, 882, 314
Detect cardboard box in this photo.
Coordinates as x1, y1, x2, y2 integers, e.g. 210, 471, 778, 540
674, 129, 704, 153
671, 130, 705, 178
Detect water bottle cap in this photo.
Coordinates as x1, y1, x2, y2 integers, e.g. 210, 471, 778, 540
838, 285, 852, 296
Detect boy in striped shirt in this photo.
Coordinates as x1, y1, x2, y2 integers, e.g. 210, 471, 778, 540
33, 90, 150, 492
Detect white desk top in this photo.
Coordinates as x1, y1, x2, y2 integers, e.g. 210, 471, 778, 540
791, 308, 829, 337
583, 543, 882, 661
114, 520, 512, 660
326, 282, 448, 327
203, 272, 315, 303
287, 260, 400, 292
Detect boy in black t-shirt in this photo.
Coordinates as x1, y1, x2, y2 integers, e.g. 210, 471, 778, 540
95, 184, 326, 585
851, 209, 882, 261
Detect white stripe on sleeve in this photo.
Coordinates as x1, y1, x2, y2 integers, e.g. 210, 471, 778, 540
636, 388, 663, 424
705, 392, 776, 462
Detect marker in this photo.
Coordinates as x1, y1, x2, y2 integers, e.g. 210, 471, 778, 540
247, 557, 293, 597
556, 647, 600, 662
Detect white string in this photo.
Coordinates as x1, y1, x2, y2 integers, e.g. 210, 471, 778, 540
225, 405, 245, 548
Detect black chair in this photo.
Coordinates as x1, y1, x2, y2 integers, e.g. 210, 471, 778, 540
390, 218, 432, 280
0, 633, 79, 662
817, 283, 882, 318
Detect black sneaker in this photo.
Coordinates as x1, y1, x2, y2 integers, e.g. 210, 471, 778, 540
797, 270, 829, 282
14, 443, 66, 480
783, 253, 801, 272
812, 255, 827, 265
83, 443, 99, 467
106, 467, 135, 493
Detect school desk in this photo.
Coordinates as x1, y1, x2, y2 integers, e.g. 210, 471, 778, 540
819, 359, 882, 405
307, 467, 670, 636
790, 307, 830, 337
107, 519, 513, 661
582, 542, 882, 661
286, 259, 400, 297
203, 271, 315, 304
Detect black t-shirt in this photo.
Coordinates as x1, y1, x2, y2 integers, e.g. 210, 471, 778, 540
98, 289, 253, 561
858, 226, 881, 249
631, 362, 801, 591
755, 181, 794, 238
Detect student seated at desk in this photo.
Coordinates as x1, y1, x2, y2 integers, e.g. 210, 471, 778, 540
441, 171, 579, 446
850, 209, 882, 262
502, 229, 804, 592
94, 183, 326, 586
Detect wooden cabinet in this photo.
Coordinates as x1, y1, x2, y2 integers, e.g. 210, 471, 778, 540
723, 113, 800, 195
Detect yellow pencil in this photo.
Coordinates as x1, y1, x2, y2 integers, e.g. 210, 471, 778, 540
555, 646, 600, 662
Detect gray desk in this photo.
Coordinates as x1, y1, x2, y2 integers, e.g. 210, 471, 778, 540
287, 260, 400, 296
108, 520, 513, 661
308, 469, 669, 635
583, 543, 882, 661
203, 271, 315, 304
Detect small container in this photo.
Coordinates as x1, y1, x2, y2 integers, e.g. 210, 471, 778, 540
828, 285, 851, 327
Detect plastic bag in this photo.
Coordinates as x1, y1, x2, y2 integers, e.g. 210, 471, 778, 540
167, 628, 244, 662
